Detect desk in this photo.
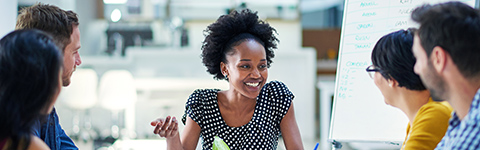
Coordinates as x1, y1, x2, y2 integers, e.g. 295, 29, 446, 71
112, 139, 167, 150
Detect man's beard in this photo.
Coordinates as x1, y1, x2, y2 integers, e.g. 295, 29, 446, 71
423, 62, 447, 101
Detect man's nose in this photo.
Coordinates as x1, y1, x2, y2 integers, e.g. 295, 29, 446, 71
75, 53, 82, 66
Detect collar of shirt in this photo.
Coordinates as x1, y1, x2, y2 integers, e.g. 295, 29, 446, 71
466, 88, 480, 124
448, 88, 480, 127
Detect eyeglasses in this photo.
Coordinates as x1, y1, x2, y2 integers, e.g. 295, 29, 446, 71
366, 65, 381, 79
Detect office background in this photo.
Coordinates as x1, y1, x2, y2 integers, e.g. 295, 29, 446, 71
1, 0, 344, 149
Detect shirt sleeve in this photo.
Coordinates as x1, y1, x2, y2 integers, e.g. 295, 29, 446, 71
52, 109, 78, 150
57, 128, 78, 150
403, 104, 452, 150
182, 89, 206, 126
263, 81, 294, 123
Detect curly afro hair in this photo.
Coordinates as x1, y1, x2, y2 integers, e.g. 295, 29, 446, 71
201, 9, 279, 80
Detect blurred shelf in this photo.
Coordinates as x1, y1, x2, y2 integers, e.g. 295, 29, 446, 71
317, 59, 337, 75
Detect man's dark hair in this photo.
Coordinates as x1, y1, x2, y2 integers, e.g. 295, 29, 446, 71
201, 9, 278, 80
0, 29, 63, 150
411, 1, 480, 79
371, 28, 426, 91
16, 3, 79, 52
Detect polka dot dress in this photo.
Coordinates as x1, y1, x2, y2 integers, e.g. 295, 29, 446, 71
181, 80, 293, 150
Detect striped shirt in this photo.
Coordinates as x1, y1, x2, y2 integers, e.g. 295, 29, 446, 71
435, 88, 480, 150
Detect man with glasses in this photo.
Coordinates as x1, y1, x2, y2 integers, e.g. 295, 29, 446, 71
410, 2, 480, 149
366, 28, 452, 149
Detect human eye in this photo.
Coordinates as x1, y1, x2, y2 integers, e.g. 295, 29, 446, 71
239, 65, 250, 69
259, 64, 267, 69
70, 49, 78, 55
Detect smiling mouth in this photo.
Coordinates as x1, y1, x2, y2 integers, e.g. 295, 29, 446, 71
245, 82, 260, 87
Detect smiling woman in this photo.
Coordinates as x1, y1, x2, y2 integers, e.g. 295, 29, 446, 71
150, 9, 304, 150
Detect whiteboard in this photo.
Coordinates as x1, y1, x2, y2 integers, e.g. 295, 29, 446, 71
330, 0, 478, 144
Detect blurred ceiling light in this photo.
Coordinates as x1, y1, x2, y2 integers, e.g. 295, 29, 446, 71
111, 9, 122, 22
104, 0, 127, 4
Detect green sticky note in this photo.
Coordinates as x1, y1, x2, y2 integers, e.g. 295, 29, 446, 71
212, 136, 230, 150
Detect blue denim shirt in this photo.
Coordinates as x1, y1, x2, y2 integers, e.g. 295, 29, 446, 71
32, 108, 78, 150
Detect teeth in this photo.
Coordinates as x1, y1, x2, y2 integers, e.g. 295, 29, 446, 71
246, 82, 259, 87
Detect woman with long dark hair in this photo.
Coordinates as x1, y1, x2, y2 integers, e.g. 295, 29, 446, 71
0, 29, 63, 150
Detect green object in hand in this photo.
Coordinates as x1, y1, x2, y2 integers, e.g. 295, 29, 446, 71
213, 136, 230, 150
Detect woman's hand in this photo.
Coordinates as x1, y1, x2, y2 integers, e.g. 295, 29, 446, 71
151, 116, 179, 138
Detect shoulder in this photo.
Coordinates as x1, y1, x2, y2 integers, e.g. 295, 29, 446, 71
263, 80, 288, 89
187, 89, 219, 102
188, 89, 219, 98
0, 138, 9, 149
185, 89, 219, 108
28, 136, 49, 150
262, 80, 293, 97
417, 101, 453, 118
411, 101, 452, 131
259, 81, 294, 117
183, 89, 219, 125
405, 102, 452, 149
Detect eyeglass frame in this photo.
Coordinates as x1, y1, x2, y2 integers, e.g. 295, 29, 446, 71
366, 65, 381, 79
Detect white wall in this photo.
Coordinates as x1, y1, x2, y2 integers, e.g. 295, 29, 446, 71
0, 0, 17, 38
75, 0, 100, 55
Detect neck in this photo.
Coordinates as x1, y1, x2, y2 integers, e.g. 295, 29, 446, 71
394, 89, 431, 126
446, 77, 480, 120
220, 89, 256, 112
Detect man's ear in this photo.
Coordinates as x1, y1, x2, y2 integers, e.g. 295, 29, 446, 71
430, 46, 447, 74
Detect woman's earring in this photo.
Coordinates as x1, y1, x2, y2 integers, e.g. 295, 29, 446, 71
224, 74, 228, 80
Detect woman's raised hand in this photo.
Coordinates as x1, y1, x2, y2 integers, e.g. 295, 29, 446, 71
151, 116, 179, 138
